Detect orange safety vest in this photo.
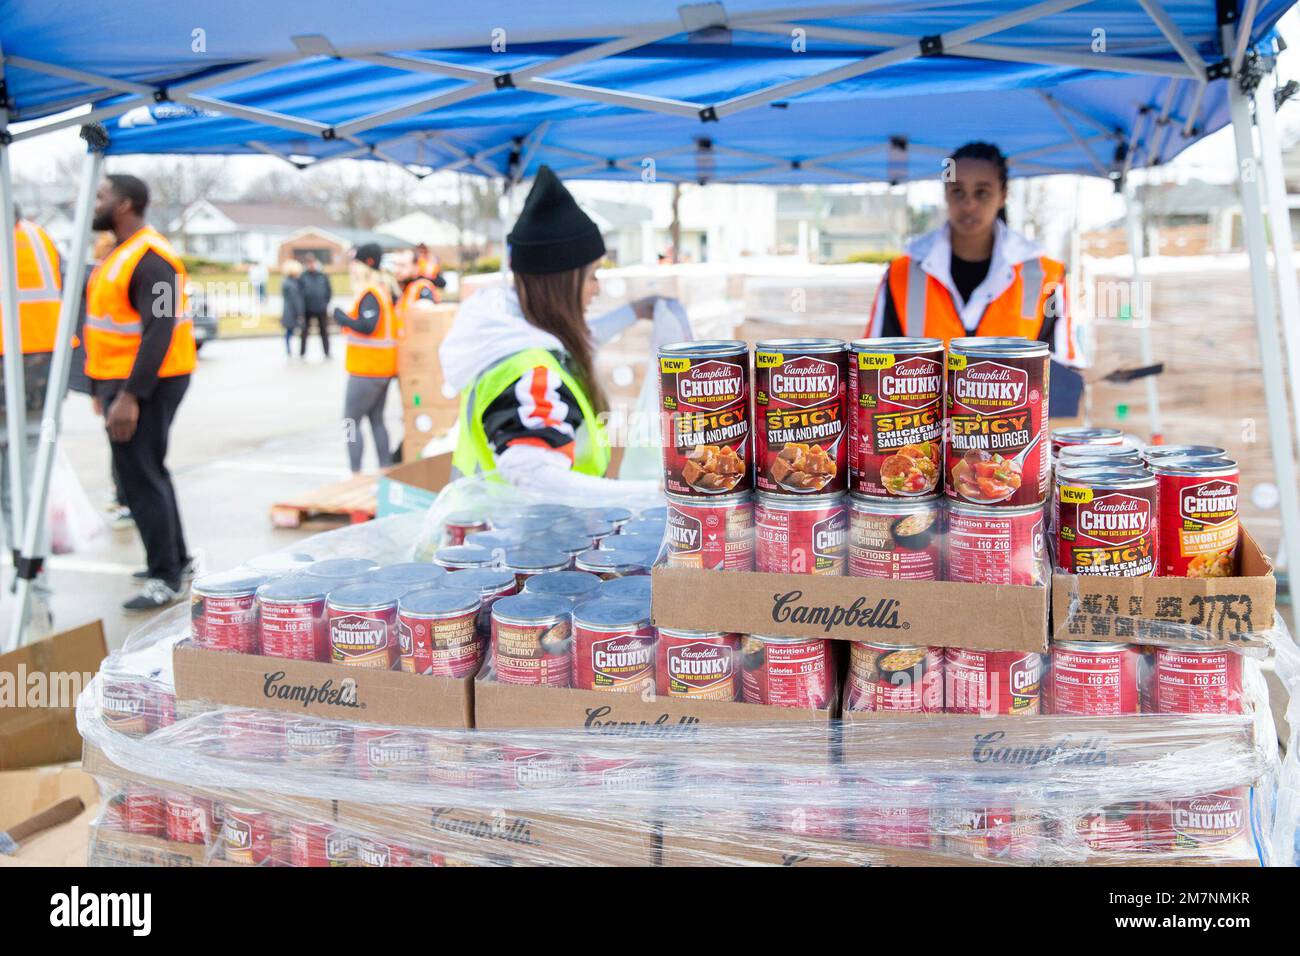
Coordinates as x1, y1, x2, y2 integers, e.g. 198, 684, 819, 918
84, 226, 196, 381
344, 283, 398, 378
397, 277, 438, 324
0, 221, 63, 356
415, 257, 442, 301
885, 254, 1066, 350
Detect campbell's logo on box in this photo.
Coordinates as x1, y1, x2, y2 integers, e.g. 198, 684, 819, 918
676, 360, 744, 411
1078, 493, 1151, 546
1181, 479, 1238, 525
952, 361, 1028, 414
879, 355, 943, 409
769, 355, 839, 407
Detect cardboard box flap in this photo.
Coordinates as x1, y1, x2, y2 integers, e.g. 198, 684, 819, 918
651, 567, 1049, 652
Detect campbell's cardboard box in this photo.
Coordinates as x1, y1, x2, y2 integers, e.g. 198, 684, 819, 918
336, 802, 658, 867
376, 453, 453, 518
651, 567, 1049, 652
657, 825, 996, 867
88, 828, 214, 867
172, 642, 474, 729
1052, 527, 1276, 647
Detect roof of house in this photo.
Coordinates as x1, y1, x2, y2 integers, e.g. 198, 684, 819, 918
206, 201, 337, 229
585, 198, 653, 231
1135, 180, 1239, 217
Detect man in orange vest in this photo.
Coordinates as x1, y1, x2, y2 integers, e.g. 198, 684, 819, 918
393, 248, 439, 319
413, 243, 446, 301
0, 207, 63, 626
85, 174, 197, 611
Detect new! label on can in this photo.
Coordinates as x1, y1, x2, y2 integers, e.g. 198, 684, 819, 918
659, 340, 751, 496
655, 628, 740, 700
945, 501, 1045, 585
847, 495, 942, 580
740, 634, 833, 709
946, 337, 1050, 507
754, 338, 847, 495
665, 492, 754, 570
327, 584, 401, 669
1151, 457, 1240, 578
571, 598, 655, 693
848, 337, 944, 498
490, 594, 573, 687
755, 492, 846, 574
1055, 468, 1158, 577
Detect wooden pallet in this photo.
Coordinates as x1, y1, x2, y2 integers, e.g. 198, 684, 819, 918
270, 473, 378, 529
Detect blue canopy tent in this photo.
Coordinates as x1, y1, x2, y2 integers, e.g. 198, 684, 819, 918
2, 1, 1298, 645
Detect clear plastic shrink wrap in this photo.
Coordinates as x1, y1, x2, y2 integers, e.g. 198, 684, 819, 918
77, 477, 1300, 867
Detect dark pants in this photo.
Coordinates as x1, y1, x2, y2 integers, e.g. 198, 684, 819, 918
103, 375, 191, 585
301, 312, 330, 357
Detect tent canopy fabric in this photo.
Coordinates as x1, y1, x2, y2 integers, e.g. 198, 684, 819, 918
0, 1, 1292, 183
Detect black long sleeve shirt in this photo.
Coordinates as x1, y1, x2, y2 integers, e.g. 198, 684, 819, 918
91, 249, 184, 400
332, 291, 384, 336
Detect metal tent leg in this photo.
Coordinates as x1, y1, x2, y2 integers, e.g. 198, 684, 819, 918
1123, 189, 1163, 442
1254, 66, 1300, 582
6, 130, 106, 651
0, 91, 30, 569
1227, 64, 1300, 588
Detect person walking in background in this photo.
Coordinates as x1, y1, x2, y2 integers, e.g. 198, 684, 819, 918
332, 244, 399, 473
279, 258, 305, 356
85, 174, 196, 611
299, 254, 332, 358
0, 206, 64, 632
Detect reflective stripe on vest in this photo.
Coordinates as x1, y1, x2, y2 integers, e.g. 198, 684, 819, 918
1, 222, 63, 355
904, 258, 928, 338
450, 348, 610, 480
1019, 258, 1043, 321
83, 226, 195, 380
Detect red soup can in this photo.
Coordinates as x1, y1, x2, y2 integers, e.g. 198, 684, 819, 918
845, 641, 943, 713
1148, 789, 1250, 853
1154, 645, 1243, 714
945, 501, 1045, 585
755, 492, 846, 574
754, 338, 847, 495
327, 583, 400, 668
847, 495, 942, 580
164, 793, 214, 845
1048, 641, 1140, 715
946, 337, 1050, 507
571, 598, 656, 693
1151, 456, 1240, 578
222, 806, 275, 865
397, 586, 481, 677
659, 340, 751, 497
443, 510, 489, 546
288, 821, 356, 867
257, 575, 330, 662
282, 719, 352, 768
355, 837, 430, 867
853, 775, 934, 848
666, 492, 754, 570
941, 803, 1043, 863
352, 728, 428, 782
1054, 469, 1158, 577
740, 635, 833, 709
1057, 444, 1145, 468
191, 570, 271, 654
100, 675, 156, 737
489, 594, 572, 687
1050, 427, 1124, 458
944, 648, 1044, 715
121, 786, 165, 837
655, 628, 741, 701
848, 337, 945, 498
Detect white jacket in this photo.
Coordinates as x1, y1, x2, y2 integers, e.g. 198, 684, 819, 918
869, 220, 1082, 366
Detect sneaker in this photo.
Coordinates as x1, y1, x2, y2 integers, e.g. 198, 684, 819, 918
108, 505, 135, 529
123, 578, 183, 612
133, 556, 199, 581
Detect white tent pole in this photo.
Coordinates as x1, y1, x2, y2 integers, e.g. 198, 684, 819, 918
1123, 187, 1163, 441
0, 51, 30, 559
1225, 32, 1300, 587
6, 129, 105, 651
1255, 65, 1300, 578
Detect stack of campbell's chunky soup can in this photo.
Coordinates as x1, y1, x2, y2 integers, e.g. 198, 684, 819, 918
657, 334, 1245, 721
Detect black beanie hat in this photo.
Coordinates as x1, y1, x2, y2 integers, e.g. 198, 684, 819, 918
507, 165, 605, 275
354, 243, 383, 269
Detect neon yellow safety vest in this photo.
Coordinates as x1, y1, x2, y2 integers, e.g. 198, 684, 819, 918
451, 348, 611, 479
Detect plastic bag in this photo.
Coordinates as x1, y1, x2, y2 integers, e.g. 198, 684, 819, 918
47, 449, 106, 555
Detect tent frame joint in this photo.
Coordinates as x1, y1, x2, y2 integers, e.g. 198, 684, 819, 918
919, 35, 944, 57
13, 555, 42, 581
1206, 59, 1233, 81
1238, 52, 1267, 95
321, 127, 337, 140
1216, 0, 1239, 28
494, 73, 515, 90
698, 105, 718, 122
153, 87, 171, 103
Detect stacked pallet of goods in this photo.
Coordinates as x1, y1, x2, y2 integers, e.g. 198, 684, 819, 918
76, 332, 1299, 866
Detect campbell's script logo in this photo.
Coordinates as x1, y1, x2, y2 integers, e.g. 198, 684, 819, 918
585, 706, 703, 736
1181, 478, 1238, 525
263, 671, 362, 709
430, 807, 540, 846
972, 731, 1113, 767
953, 361, 1028, 415
770, 355, 839, 407
1078, 493, 1151, 546
676, 360, 744, 411
880, 355, 943, 409
771, 591, 904, 633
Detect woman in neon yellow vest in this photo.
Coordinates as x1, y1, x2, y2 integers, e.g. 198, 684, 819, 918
441, 166, 665, 494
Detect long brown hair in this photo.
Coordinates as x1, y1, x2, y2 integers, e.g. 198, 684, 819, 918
513, 265, 607, 414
